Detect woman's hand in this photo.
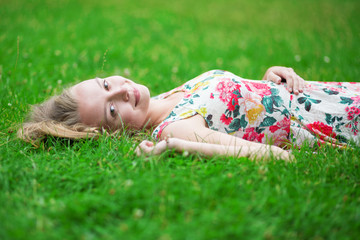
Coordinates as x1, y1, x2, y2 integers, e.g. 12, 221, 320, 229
135, 139, 169, 156
269, 146, 295, 162
263, 66, 305, 95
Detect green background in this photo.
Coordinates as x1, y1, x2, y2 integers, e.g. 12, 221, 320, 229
1, 0, 359, 239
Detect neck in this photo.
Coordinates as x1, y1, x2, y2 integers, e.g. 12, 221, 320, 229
144, 92, 184, 129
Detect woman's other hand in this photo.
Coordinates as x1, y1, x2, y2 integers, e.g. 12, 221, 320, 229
135, 139, 168, 156
270, 146, 295, 162
263, 66, 305, 95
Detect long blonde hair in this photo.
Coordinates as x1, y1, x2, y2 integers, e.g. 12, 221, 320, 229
18, 89, 101, 143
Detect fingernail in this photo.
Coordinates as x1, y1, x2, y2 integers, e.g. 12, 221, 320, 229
289, 88, 292, 92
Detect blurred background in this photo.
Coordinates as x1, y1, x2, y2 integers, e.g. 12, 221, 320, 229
1, 1, 360, 239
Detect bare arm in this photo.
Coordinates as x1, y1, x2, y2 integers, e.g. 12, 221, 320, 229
136, 137, 292, 161
136, 115, 293, 161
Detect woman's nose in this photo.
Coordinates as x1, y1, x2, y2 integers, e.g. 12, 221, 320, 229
109, 86, 129, 102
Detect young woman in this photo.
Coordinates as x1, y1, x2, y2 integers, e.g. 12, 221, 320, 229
18, 66, 360, 161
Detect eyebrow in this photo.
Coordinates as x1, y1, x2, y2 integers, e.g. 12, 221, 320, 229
95, 77, 109, 127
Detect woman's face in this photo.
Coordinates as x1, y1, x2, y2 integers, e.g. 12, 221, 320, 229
72, 76, 150, 130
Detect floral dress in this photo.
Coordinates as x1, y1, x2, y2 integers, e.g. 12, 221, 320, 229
152, 70, 360, 148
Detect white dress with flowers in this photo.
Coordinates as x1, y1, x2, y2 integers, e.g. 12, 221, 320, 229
152, 70, 360, 148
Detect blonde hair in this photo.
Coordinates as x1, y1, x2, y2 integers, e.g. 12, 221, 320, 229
18, 89, 101, 144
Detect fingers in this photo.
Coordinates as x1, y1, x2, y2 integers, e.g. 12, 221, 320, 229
286, 72, 295, 94
153, 140, 168, 155
273, 147, 295, 162
135, 139, 169, 156
290, 74, 298, 94
267, 71, 282, 84
270, 67, 305, 95
136, 140, 155, 156
294, 75, 305, 94
298, 76, 305, 93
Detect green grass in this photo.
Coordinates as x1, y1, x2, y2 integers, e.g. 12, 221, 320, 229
1, 0, 360, 239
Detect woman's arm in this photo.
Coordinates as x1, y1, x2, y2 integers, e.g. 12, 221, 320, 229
136, 137, 292, 161
263, 66, 305, 95
136, 115, 293, 161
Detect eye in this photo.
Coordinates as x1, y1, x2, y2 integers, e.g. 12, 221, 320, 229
110, 104, 115, 116
104, 79, 109, 90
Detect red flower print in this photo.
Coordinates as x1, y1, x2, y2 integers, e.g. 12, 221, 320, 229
345, 105, 359, 121
220, 114, 233, 125
307, 121, 336, 139
226, 96, 238, 111
210, 93, 214, 99
243, 128, 265, 143
269, 117, 290, 134
269, 125, 280, 133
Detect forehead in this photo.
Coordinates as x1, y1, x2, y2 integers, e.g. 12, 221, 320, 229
72, 78, 105, 127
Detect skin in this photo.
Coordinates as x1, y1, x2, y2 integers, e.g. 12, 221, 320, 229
262, 66, 305, 94
72, 76, 152, 130
73, 66, 305, 161
72, 75, 185, 130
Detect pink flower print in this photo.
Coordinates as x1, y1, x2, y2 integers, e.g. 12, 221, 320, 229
220, 114, 233, 125
269, 117, 291, 146
216, 81, 226, 92
351, 96, 360, 104
348, 84, 360, 92
322, 82, 343, 87
215, 78, 232, 91
184, 93, 192, 99
219, 91, 233, 103
215, 78, 239, 103
226, 81, 235, 89
304, 83, 321, 91
210, 93, 214, 99
243, 81, 272, 97
271, 129, 289, 146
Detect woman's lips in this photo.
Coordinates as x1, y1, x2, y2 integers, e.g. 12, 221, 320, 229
134, 87, 140, 107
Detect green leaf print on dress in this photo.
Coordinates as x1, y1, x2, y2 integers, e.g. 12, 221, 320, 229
297, 93, 321, 111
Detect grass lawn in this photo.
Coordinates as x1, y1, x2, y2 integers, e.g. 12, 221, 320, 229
1, 0, 360, 239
